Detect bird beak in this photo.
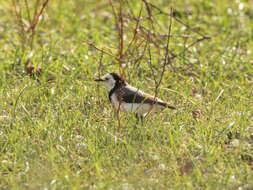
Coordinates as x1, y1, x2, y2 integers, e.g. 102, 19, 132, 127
94, 78, 104, 82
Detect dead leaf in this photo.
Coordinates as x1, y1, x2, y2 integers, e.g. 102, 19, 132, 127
192, 109, 202, 120
25, 60, 42, 78
180, 160, 194, 175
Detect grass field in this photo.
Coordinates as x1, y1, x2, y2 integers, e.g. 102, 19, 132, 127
0, 0, 253, 189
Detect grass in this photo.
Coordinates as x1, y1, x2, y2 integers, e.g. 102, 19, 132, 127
0, 0, 253, 189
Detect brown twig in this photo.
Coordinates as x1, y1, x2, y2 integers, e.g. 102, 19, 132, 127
116, 101, 122, 129
118, 0, 124, 76
123, 3, 143, 58
11, 0, 50, 50
172, 35, 211, 60
27, 0, 49, 32
11, 0, 26, 50
109, 0, 125, 77
144, 7, 174, 119
143, 0, 155, 30
91, 2, 111, 12
142, 0, 209, 39
147, 44, 157, 86
84, 41, 120, 61
11, 0, 50, 77
97, 52, 104, 105
154, 7, 173, 98
24, 0, 32, 24
118, 0, 124, 126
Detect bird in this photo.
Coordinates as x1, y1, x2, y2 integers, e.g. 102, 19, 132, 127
94, 73, 176, 121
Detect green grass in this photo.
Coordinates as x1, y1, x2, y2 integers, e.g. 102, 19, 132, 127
0, 0, 253, 189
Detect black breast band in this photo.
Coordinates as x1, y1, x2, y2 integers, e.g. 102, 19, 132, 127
109, 82, 121, 102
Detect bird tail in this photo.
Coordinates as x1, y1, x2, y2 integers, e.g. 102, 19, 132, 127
157, 101, 176, 110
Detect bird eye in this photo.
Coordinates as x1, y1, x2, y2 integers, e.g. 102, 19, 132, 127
105, 78, 109, 80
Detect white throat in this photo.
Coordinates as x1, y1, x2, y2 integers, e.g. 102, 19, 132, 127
105, 83, 114, 91
104, 81, 116, 91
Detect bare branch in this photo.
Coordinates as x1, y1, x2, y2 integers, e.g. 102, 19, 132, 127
27, 0, 49, 32
84, 41, 120, 61
142, 0, 210, 39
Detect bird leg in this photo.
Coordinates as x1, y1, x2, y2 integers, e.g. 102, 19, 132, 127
135, 113, 144, 125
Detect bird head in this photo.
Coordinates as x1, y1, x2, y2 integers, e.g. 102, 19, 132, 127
95, 73, 125, 91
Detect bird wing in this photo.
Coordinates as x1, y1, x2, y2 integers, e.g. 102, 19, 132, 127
120, 86, 176, 110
